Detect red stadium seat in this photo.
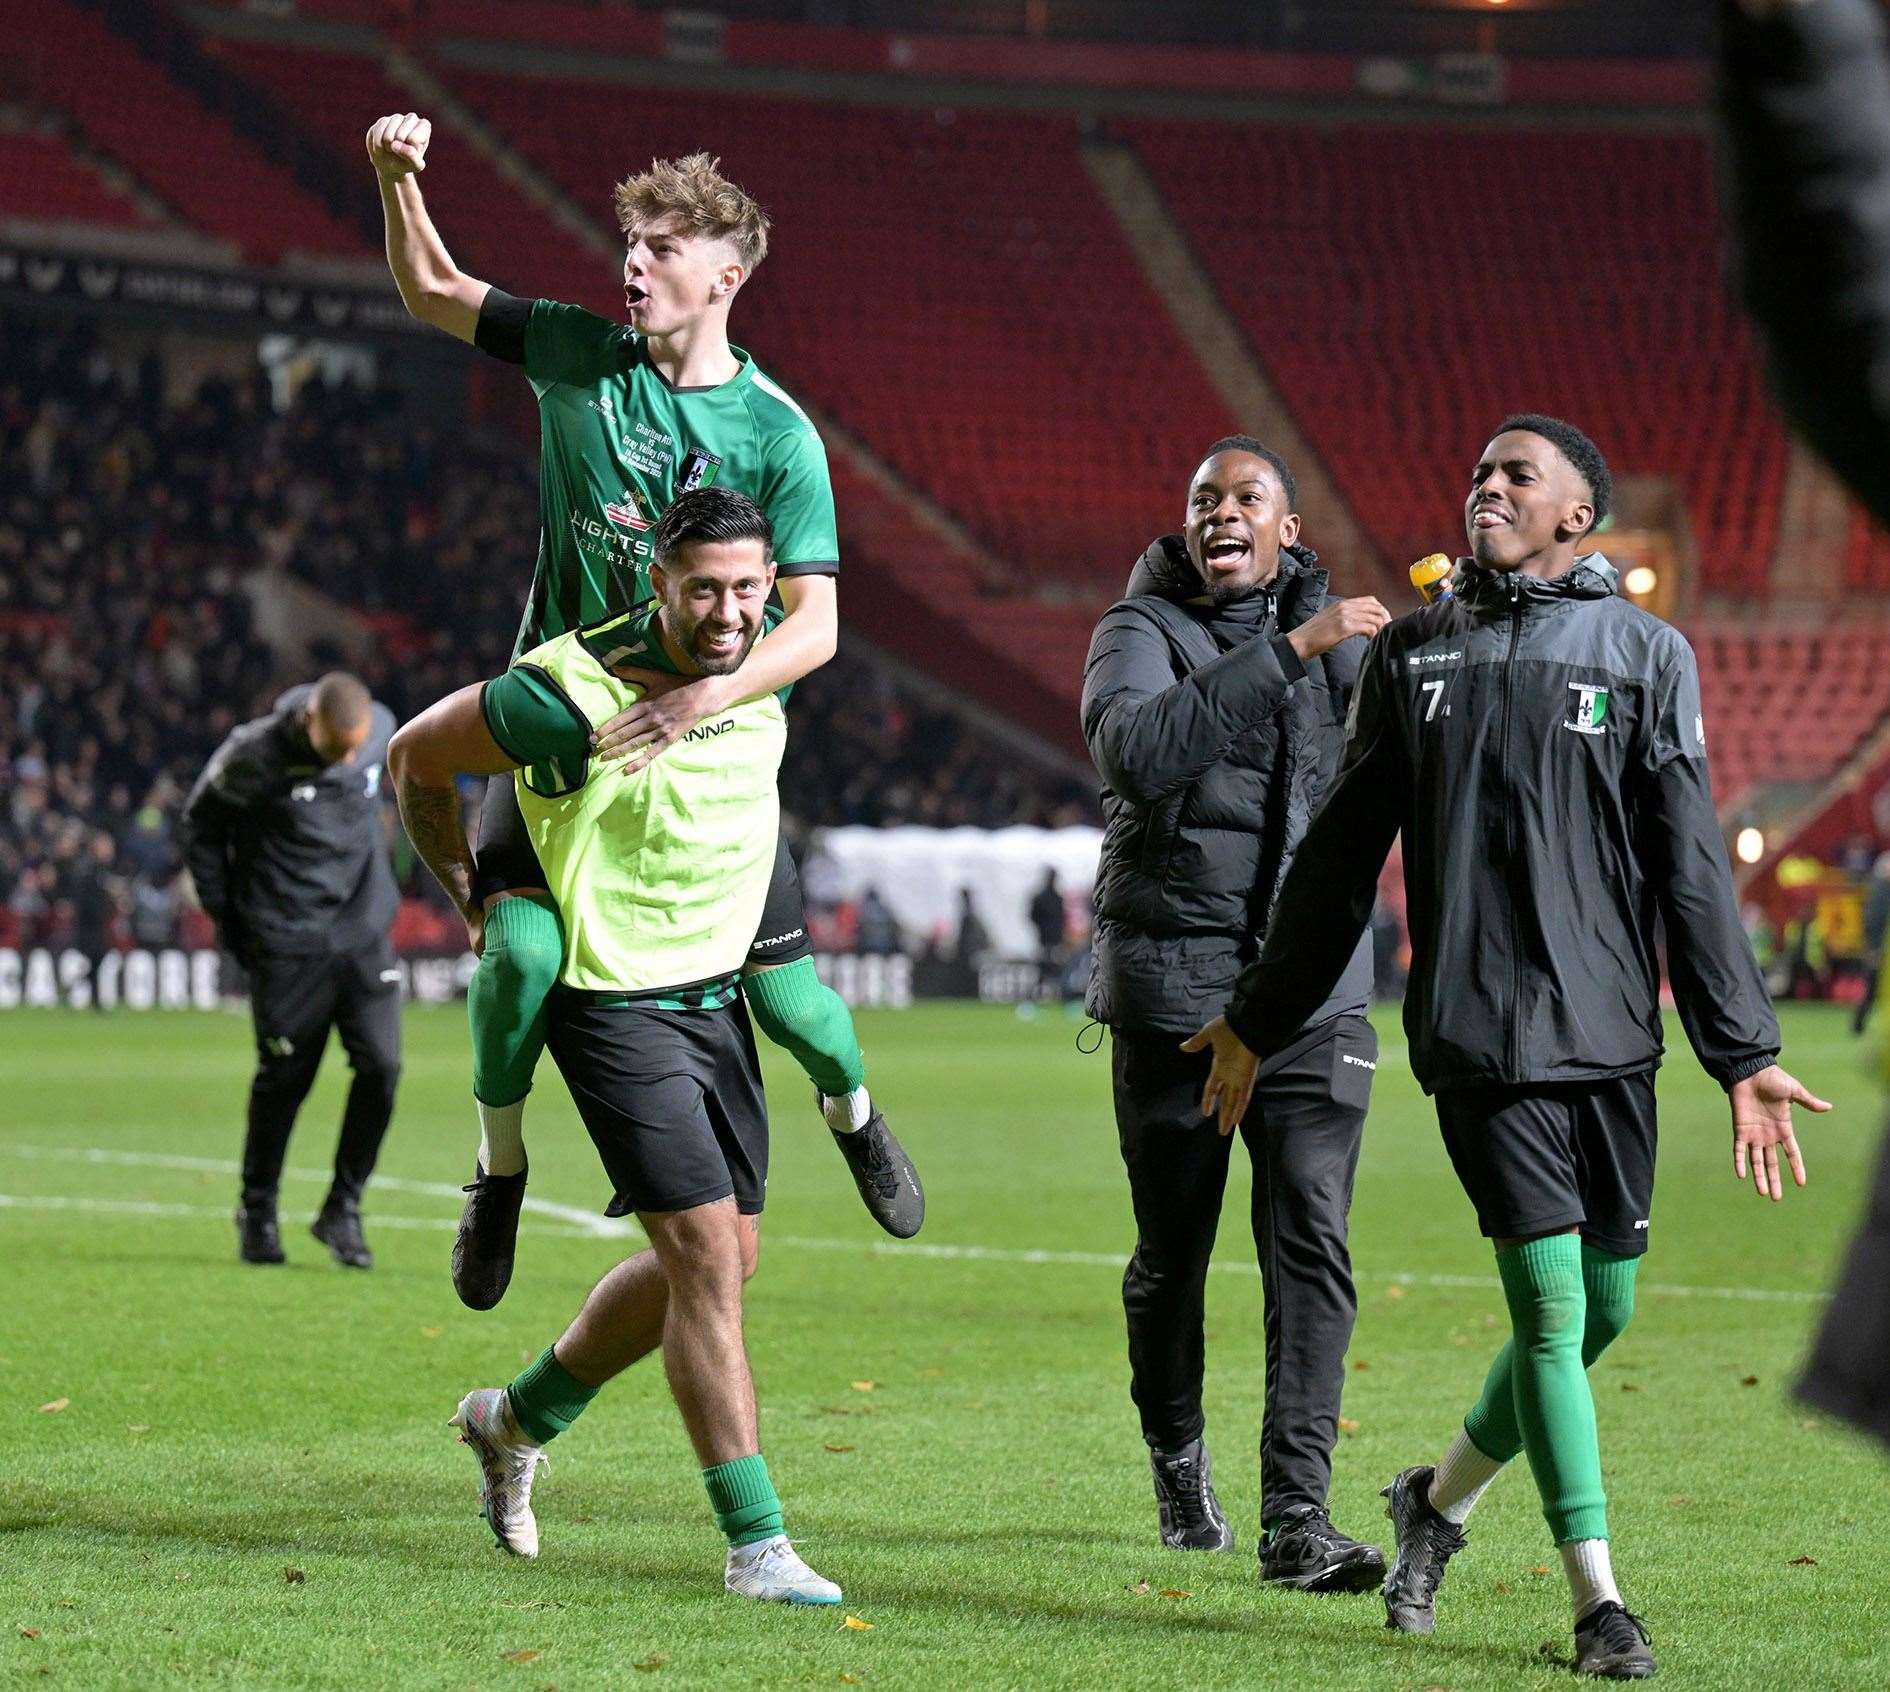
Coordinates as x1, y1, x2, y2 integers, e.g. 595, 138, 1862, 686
0, 127, 150, 230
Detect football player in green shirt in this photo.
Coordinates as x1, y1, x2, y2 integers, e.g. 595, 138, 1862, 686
389, 487, 843, 1604
369, 118, 922, 1307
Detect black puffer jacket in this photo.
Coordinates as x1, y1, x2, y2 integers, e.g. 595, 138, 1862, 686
1081, 537, 1373, 1034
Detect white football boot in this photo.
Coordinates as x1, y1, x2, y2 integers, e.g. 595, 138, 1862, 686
450, 1387, 547, 1557
724, 1535, 843, 1605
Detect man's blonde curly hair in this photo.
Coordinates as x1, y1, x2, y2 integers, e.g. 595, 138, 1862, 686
612, 153, 770, 274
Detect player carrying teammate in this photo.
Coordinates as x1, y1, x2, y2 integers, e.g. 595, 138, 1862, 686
367, 115, 921, 1308
388, 487, 842, 1604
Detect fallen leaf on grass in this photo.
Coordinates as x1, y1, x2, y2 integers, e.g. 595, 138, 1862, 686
37, 1399, 68, 1414
284, 1567, 305, 1585
19, 1628, 40, 1640
571, 1515, 595, 1524
1337, 1417, 1360, 1435
1666, 1496, 1690, 1508
1620, 1382, 1641, 1393
633, 1653, 666, 1672
1158, 1589, 1192, 1600
1492, 1580, 1512, 1594
1789, 1556, 1818, 1567
841, 1614, 874, 1631
823, 1444, 856, 1454
1385, 1284, 1407, 1300
420, 1326, 442, 1340
1351, 1360, 1370, 1372
1125, 1581, 1151, 1595
127, 1424, 151, 1434
1742, 1376, 1760, 1387
839, 1676, 863, 1685
174, 1573, 190, 1583
1530, 1566, 1552, 1577
849, 1381, 876, 1394
501, 1649, 542, 1663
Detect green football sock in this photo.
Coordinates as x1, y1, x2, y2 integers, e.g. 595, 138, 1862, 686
742, 956, 866, 1098
1492, 1234, 1609, 1544
468, 895, 563, 1109
1463, 1244, 1640, 1464
702, 1453, 785, 1548
506, 1344, 599, 1446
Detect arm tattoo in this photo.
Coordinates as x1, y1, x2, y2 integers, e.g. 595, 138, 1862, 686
396, 773, 477, 914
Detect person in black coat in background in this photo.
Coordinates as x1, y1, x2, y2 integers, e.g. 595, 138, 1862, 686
1719, 0, 1890, 1449
180, 672, 401, 1271
1081, 435, 1391, 1589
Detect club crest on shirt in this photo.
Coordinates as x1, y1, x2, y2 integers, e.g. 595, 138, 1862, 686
1566, 682, 1610, 736
678, 448, 722, 492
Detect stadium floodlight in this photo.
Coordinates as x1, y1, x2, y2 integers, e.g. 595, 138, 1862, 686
1624, 566, 1658, 596
1735, 826, 1766, 864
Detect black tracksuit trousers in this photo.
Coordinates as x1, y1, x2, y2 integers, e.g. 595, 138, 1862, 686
1114, 1013, 1375, 1522
241, 942, 402, 1212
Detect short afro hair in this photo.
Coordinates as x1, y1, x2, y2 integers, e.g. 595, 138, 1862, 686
1494, 413, 1612, 532
1199, 434, 1297, 513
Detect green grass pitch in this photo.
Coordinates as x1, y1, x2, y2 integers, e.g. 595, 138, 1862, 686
3, 1000, 1887, 1689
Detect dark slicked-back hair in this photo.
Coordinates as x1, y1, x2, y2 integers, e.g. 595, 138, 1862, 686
652, 486, 774, 571
1199, 434, 1298, 512
310, 671, 371, 732
1495, 413, 1612, 532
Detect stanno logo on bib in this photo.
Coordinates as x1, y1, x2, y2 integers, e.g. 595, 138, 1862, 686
1565, 683, 1610, 736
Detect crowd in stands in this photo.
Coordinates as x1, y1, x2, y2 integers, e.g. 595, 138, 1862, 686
0, 315, 1097, 957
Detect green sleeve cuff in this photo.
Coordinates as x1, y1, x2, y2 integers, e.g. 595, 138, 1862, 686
482, 665, 592, 768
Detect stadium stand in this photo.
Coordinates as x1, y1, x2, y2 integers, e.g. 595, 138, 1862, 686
12, 4, 1890, 845
1130, 120, 1790, 594
205, 36, 617, 315
17, 0, 372, 265
1693, 623, 1890, 813
0, 126, 150, 232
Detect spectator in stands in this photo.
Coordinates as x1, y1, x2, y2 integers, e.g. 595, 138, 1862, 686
856, 887, 900, 957
951, 888, 991, 968
1030, 868, 1068, 976
1856, 854, 1890, 1034
64, 830, 122, 1001
1723, 0, 1890, 1450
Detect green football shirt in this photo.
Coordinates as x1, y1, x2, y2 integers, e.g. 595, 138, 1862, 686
500, 297, 839, 655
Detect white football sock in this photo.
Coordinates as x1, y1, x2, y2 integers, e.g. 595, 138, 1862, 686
821, 1086, 872, 1133
1427, 1425, 1507, 1524
1561, 1537, 1621, 1623
477, 1098, 528, 1177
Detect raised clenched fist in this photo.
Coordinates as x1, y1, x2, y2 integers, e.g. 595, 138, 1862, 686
366, 112, 432, 182
1286, 596, 1392, 663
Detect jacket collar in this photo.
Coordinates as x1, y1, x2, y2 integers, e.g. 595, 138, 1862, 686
1127, 534, 1327, 622
1454, 552, 1617, 616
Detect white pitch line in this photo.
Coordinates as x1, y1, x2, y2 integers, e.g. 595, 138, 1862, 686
3, 1144, 1832, 1306
0, 1192, 597, 1237
766, 1236, 1832, 1305
7, 1143, 634, 1238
